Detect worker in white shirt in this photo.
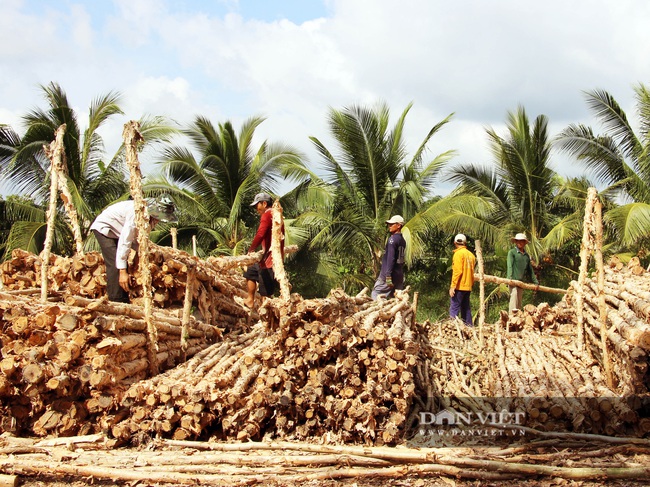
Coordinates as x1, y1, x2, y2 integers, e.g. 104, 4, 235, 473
90, 196, 176, 302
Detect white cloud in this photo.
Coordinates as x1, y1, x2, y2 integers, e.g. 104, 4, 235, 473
1, 0, 650, 199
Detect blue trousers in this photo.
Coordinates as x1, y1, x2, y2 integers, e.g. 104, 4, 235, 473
450, 290, 473, 326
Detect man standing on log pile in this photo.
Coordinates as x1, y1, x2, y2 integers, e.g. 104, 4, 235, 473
449, 233, 476, 326
371, 215, 407, 300
90, 197, 177, 302
243, 192, 283, 308
507, 232, 539, 312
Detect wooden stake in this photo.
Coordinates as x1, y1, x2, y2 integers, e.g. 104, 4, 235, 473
40, 124, 66, 303
181, 267, 196, 353
271, 200, 290, 301
49, 125, 84, 257
411, 291, 418, 326
171, 227, 178, 250
576, 187, 597, 352
123, 120, 158, 375
594, 197, 613, 388
475, 240, 485, 346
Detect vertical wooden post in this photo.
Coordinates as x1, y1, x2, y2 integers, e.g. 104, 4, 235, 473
48, 125, 84, 256
181, 267, 196, 355
575, 187, 597, 353
123, 120, 158, 376
411, 291, 419, 327
171, 227, 178, 250
40, 125, 66, 303
192, 235, 197, 257
271, 200, 290, 301
594, 198, 613, 387
475, 240, 485, 346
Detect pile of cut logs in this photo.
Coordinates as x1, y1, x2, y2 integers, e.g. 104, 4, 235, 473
0, 241, 272, 438
109, 288, 419, 445
2, 242, 649, 445
410, 258, 650, 441
566, 256, 650, 393
0, 243, 277, 328
0, 290, 221, 438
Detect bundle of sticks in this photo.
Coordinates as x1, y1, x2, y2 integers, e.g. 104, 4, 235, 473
565, 256, 650, 392
410, 260, 650, 442
3, 433, 650, 485
109, 288, 419, 445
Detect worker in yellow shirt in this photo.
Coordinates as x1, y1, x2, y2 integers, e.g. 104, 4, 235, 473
449, 233, 476, 326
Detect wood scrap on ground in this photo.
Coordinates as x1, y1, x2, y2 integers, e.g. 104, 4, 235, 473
1, 433, 650, 485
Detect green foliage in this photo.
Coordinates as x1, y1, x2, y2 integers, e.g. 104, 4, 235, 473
0, 82, 178, 258
557, 84, 650, 249
294, 102, 455, 292
3, 82, 650, 310
153, 115, 310, 255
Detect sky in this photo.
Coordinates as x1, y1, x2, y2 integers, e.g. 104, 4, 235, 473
1, 0, 650, 198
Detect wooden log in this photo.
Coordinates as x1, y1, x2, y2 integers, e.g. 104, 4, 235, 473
40, 125, 66, 302
473, 274, 565, 294
124, 120, 158, 375
0, 475, 17, 487
271, 200, 290, 301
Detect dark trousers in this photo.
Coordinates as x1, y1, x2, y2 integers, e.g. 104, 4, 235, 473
92, 230, 129, 303
243, 263, 277, 297
450, 290, 473, 326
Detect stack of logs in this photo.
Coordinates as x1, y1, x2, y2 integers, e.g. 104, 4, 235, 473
109, 288, 419, 445
2, 243, 649, 444
566, 256, 650, 394
0, 241, 270, 438
0, 291, 221, 437
0, 244, 262, 328
411, 258, 650, 441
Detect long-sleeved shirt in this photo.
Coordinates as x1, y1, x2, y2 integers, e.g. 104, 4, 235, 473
507, 247, 538, 284
450, 246, 476, 291
379, 232, 406, 285
89, 200, 138, 269
249, 208, 284, 269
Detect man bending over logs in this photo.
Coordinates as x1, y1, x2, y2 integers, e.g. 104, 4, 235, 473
90, 196, 177, 302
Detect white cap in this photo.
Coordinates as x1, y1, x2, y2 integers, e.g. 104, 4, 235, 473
454, 233, 467, 244
385, 215, 405, 225
511, 232, 529, 243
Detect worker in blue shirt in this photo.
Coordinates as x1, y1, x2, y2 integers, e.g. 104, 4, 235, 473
371, 215, 407, 300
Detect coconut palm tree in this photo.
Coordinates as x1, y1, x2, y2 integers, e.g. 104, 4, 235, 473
557, 84, 650, 248
440, 106, 582, 265
152, 115, 310, 256
0, 82, 177, 258
297, 101, 455, 290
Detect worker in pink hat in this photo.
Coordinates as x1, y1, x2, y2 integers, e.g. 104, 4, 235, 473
506, 233, 539, 312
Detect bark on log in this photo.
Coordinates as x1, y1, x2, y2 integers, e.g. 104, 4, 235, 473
40, 125, 66, 302
123, 120, 158, 375
473, 274, 566, 294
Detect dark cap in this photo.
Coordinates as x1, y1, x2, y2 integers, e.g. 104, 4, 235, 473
250, 192, 273, 206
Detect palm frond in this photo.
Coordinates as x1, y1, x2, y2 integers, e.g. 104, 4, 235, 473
604, 202, 650, 246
